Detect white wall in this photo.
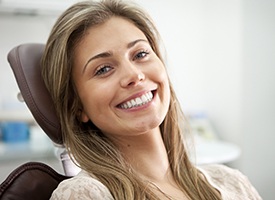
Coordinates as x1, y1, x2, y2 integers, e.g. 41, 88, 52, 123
241, 0, 275, 199
0, 0, 274, 199
0, 14, 57, 112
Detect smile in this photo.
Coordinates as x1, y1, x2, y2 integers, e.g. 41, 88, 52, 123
118, 91, 153, 109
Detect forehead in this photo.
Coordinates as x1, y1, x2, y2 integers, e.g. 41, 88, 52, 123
82, 17, 146, 48
73, 17, 148, 66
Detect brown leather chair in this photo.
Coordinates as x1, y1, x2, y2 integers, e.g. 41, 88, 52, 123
0, 43, 78, 199
0, 162, 70, 200
7, 43, 61, 145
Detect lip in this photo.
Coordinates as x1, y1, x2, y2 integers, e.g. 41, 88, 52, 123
116, 89, 156, 109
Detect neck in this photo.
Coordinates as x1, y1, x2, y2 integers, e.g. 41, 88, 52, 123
112, 127, 171, 181
110, 129, 188, 200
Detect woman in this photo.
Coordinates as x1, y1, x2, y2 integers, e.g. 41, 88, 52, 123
42, 0, 261, 199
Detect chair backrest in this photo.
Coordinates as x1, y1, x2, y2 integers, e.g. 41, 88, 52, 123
7, 43, 81, 176
0, 43, 82, 199
0, 162, 70, 200
7, 43, 63, 145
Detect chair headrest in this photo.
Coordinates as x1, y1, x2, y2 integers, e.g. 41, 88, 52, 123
7, 43, 63, 145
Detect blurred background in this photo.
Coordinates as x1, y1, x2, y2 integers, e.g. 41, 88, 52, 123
0, 0, 274, 199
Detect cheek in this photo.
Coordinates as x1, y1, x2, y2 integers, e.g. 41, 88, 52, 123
154, 66, 170, 93
151, 59, 168, 82
80, 83, 115, 121
158, 69, 171, 107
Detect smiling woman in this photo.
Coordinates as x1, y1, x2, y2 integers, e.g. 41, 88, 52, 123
41, 0, 262, 200
72, 16, 170, 137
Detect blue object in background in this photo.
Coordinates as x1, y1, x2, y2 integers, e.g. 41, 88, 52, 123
1, 122, 29, 143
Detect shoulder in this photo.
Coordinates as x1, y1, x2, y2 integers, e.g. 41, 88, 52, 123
197, 164, 262, 200
50, 170, 114, 200
197, 164, 239, 183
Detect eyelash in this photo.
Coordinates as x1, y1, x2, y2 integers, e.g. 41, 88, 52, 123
95, 65, 113, 76
94, 50, 149, 77
134, 50, 149, 60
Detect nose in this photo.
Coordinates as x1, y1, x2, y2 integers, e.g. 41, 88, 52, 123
120, 62, 145, 88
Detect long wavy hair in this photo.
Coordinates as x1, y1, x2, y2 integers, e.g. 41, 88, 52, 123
42, 0, 221, 199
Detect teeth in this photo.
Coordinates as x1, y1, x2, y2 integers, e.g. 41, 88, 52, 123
119, 91, 154, 109
135, 97, 142, 105
141, 95, 147, 102
130, 99, 136, 107
127, 101, 132, 108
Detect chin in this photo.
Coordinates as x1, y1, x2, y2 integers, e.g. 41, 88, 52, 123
133, 118, 162, 133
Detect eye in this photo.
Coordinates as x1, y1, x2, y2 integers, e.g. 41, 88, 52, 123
95, 65, 113, 76
134, 50, 149, 60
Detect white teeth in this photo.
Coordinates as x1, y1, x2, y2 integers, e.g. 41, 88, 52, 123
135, 97, 142, 105
130, 99, 136, 107
119, 91, 154, 109
141, 94, 147, 102
127, 101, 132, 108
148, 92, 153, 99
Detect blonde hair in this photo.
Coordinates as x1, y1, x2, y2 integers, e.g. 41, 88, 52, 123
42, 0, 221, 199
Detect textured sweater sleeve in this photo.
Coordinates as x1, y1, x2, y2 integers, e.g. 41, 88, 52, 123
198, 164, 262, 200
50, 171, 114, 200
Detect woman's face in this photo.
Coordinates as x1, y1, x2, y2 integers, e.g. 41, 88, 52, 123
72, 17, 170, 138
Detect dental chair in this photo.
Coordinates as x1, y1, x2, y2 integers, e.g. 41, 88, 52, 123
0, 43, 79, 200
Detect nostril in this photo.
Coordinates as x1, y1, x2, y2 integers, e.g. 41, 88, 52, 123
127, 81, 136, 86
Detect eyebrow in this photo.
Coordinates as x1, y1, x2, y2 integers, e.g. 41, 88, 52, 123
82, 39, 148, 74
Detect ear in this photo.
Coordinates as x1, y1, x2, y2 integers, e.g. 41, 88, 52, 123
80, 110, 89, 123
